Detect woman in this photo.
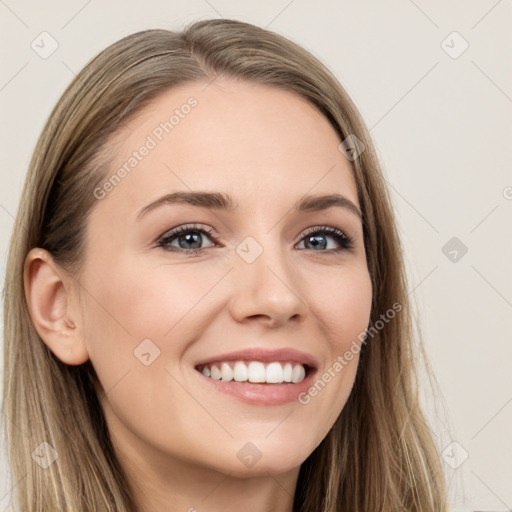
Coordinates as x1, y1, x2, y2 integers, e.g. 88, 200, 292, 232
2, 18, 448, 511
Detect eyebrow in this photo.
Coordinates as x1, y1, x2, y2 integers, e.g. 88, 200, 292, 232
136, 191, 362, 221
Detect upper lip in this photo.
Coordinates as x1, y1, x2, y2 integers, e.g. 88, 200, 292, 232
194, 348, 319, 370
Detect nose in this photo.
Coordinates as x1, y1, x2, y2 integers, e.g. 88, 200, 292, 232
228, 237, 309, 328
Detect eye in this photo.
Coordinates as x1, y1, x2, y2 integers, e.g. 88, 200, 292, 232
296, 226, 354, 253
157, 224, 217, 255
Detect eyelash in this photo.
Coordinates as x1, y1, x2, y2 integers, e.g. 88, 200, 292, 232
157, 224, 355, 256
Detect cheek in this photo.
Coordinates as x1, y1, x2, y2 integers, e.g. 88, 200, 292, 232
82, 257, 216, 343
308, 264, 373, 350
79, 255, 233, 401
296, 265, 372, 422
78, 260, 212, 446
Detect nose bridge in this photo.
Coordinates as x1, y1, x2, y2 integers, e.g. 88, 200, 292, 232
229, 226, 307, 325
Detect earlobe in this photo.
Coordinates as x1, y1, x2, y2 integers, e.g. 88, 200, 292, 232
23, 248, 89, 365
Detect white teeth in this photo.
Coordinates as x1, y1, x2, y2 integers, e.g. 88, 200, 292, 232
210, 365, 222, 380
266, 362, 284, 383
220, 362, 233, 381
199, 361, 307, 384
248, 361, 266, 383
291, 364, 305, 383
283, 363, 293, 382
233, 361, 248, 382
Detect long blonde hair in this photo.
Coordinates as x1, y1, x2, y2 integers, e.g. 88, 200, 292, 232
2, 18, 448, 511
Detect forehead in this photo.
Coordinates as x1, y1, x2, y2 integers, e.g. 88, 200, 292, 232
92, 78, 359, 220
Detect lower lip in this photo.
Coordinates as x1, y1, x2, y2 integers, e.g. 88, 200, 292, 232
195, 368, 317, 406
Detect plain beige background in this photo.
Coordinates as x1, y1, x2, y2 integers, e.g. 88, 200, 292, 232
1, 1, 511, 510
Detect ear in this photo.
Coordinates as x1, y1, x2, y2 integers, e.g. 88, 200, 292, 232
23, 247, 89, 365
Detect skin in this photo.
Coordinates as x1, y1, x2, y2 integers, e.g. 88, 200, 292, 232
25, 79, 373, 512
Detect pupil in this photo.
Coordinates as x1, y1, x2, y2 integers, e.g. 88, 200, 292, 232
308, 235, 326, 250
179, 233, 201, 249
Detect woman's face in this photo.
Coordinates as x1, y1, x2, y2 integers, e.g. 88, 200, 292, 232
78, 78, 372, 477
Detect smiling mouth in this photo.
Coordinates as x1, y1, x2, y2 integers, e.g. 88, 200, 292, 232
195, 360, 313, 384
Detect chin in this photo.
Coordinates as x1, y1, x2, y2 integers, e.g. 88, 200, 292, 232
205, 437, 317, 477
